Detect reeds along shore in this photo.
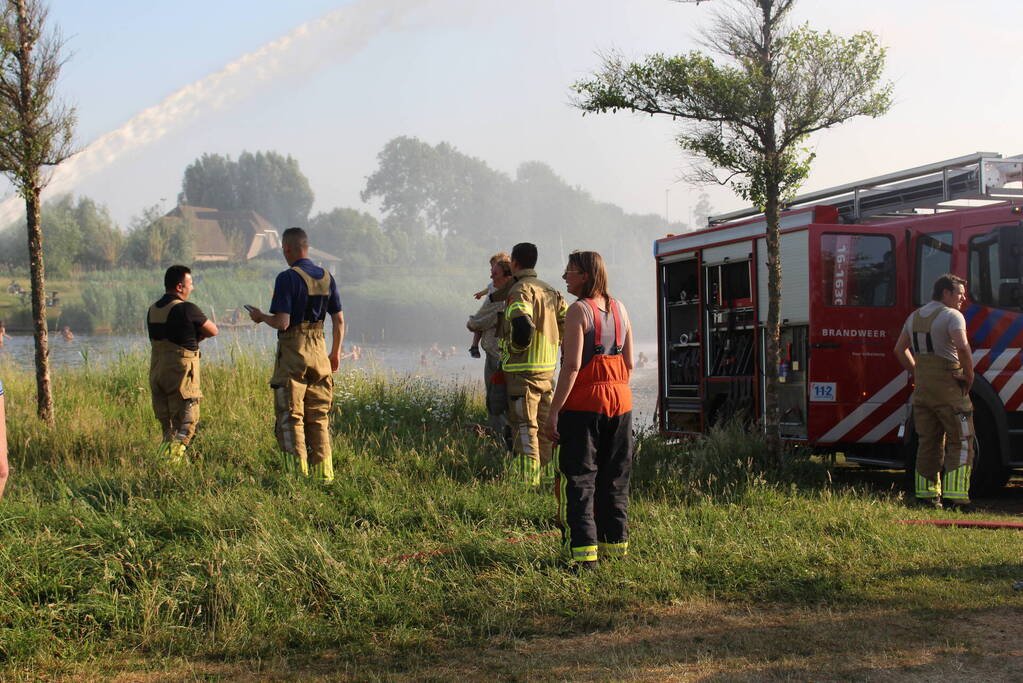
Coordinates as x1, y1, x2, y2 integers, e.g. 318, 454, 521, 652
2, 354, 1022, 672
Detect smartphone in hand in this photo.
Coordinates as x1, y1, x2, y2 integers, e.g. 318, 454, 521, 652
243, 304, 257, 313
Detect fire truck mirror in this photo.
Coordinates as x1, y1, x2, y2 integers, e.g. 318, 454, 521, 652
996, 223, 1023, 279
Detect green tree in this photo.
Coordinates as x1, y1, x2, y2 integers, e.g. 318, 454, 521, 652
0, 0, 76, 424
180, 150, 314, 229
573, 0, 892, 458
361, 136, 511, 247
38, 198, 80, 277
0, 194, 119, 274
124, 205, 194, 268
74, 196, 121, 269
307, 207, 395, 280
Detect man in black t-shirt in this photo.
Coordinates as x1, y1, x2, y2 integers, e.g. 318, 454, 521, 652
148, 265, 219, 461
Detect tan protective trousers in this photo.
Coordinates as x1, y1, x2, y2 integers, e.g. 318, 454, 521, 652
912, 354, 975, 502
149, 343, 201, 446
271, 322, 334, 482
506, 372, 554, 485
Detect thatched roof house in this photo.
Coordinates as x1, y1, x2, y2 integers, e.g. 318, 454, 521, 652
161, 205, 283, 262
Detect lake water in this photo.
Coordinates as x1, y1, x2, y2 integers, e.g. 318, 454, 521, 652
0, 327, 661, 427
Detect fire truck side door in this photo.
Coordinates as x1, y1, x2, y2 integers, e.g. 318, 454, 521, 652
807, 226, 911, 445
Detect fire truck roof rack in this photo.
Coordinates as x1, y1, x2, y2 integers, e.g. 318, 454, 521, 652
708, 152, 1023, 226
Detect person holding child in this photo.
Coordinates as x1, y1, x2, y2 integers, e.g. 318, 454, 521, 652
467, 252, 513, 442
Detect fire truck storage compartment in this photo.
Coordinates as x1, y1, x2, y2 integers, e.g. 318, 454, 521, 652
777, 325, 808, 439
704, 250, 755, 424
757, 230, 809, 323
661, 255, 701, 432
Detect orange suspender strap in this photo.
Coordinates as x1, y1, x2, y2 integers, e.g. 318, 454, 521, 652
584, 298, 624, 355
610, 299, 623, 350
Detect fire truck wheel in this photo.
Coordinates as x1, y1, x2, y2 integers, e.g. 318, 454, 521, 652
970, 407, 1010, 498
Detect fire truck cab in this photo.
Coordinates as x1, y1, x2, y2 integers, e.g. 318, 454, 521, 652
655, 152, 1023, 494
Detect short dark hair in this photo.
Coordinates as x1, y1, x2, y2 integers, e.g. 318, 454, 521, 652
931, 273, 966, 301
511, 242, 538, 269
164, 265, 191, 291
282, 227, 309, 250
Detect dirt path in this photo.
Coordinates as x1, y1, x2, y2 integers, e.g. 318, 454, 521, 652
31, 601, 1021, 681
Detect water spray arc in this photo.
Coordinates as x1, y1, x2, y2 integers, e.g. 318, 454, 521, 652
0, 0, 429, 228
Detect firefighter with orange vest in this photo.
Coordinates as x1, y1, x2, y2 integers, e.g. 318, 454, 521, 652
501, 242, 567, 486
147, 265, 219, 461
248, 227, 344, 483
545, 250, 634, 569
893, 273, 976, 511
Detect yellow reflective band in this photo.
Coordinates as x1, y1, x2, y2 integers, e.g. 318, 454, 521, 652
943, 465, 971, 499
310, 459, 334, 484
572, 545, 598, 562
506, 301, 533, 319
511, 454, 540, 486
599, 542, 629, 558
502, 329, 559, 373
915, 471, 940, 498
555, 446, 571, 556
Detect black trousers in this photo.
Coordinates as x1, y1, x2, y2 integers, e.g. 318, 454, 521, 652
556, 410, 633, 557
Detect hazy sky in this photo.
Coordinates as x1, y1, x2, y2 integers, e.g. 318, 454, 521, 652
9, 0, 1022, 229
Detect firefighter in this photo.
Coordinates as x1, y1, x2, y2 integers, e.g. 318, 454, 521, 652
544, 250, 634, 569
147, 265, 219, 461
248, 227, 344, 483
501, 242, 567, 486
893, 273, 975, 511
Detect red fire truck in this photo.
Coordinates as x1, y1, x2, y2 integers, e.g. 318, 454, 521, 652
655, 152, 1023, 494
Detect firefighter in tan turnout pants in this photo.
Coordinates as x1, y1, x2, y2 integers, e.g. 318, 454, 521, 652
148, 265, 219, 461
501, 242, 567, 486
248, 228, 344, 483
894, 274, 976, 511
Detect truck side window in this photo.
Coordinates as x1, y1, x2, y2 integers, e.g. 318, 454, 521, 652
915, 232, 953, 306
820, 233, 895, 306
969, 230, 1004, 307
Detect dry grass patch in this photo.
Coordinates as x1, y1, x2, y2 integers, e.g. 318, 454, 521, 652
21, 601, 1023, 682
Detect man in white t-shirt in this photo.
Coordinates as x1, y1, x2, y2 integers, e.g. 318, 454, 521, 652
893, 274, 976, 510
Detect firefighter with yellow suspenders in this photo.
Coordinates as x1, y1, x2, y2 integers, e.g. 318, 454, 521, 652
248, 228, 344, 483
147, 265, 219, 461
893, 274, 976, 511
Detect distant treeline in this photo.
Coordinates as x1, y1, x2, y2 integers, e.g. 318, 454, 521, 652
0, 137, 696, 337
4, 262, 482, 344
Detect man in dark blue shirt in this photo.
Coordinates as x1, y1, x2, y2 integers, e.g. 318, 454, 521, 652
248, 228, 344, 483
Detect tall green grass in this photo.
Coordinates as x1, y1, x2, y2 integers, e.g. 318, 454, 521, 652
2, 357, 1022, 673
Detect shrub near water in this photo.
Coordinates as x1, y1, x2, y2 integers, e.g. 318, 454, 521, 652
2, 358, 1023, 672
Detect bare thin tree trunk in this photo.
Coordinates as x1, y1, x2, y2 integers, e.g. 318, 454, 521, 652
759, 0, 782, 464
25, 189, 53, 425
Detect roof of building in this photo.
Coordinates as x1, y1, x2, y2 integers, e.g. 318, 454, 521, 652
164, 205, 281, 260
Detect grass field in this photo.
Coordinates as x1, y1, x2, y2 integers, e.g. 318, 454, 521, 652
2, 353, 1023, 680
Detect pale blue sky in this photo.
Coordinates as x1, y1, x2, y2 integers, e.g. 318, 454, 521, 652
18, 0, 1023, 228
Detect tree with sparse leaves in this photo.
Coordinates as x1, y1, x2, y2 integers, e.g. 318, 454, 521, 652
573, 0, 892, 460
0, 0, 76, 424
